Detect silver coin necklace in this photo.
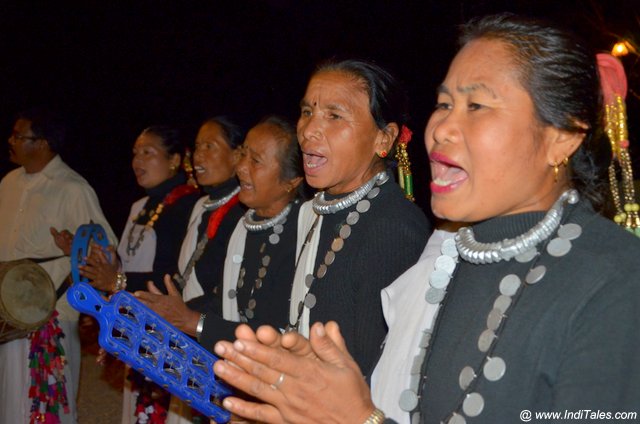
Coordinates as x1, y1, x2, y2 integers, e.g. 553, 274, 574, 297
229, 202, 293, 322
286, 171, 389, 332
400, 189, 581, 424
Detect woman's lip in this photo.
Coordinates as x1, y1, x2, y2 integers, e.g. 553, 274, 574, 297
429, 151, 460, 167
302, 152, 327, 172
428, 151, 468, 193
430, 180, 463, 194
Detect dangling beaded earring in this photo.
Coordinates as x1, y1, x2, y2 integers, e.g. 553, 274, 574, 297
182, 148, 198, 188
396, 125, 415, 202
597, 53, 640, 236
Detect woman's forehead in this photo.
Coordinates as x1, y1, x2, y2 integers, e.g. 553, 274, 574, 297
304, 71, 369, 105
442, 39, 522, 93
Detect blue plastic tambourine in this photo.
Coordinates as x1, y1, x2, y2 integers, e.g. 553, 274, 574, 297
67, 223, 232, 423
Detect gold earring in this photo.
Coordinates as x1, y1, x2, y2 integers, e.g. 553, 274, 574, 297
553, 162, 559, 183
377, 150, 388, 158
563, 157, 569, 167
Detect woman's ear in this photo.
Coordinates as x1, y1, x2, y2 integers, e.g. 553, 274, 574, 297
231, 147, 241, 166
288, 176, 304, 193
170, 153, 181, 170
375, 123, 399, 156
545, 124, 586, 166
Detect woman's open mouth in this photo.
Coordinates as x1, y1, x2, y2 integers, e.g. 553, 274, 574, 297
429, 152, 468, 193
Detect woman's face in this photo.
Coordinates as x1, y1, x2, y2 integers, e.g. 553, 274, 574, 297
193, 121, 238, 187
132, 132, 179, 189
425, 38, 570, 223
237, 123, 297, 217
297, 71, 387, 195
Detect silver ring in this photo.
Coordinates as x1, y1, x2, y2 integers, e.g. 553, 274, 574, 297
270, 372, 285, 390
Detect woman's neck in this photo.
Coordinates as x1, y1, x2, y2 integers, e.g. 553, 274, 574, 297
325, 162, 385, 195
203, 177, 238, 199
253, 196, 295, 218
145, 172, 186, 197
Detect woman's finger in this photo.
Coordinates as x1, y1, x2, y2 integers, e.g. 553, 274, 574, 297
308, 322, 356, 370
213, 353, 283, 405
229, 337, 311, 378
163, 274, 180, 296
105, 245, 117, 264
280, 331, 316, 358
93, 247, 109, 264
215, 340, 286, 386
235, 324, 259, 343
222, 396, 284, 424
78, 266, 96, 279
255, 325, 282, 348
146, 280, 163, 295
323, 321, 349, 354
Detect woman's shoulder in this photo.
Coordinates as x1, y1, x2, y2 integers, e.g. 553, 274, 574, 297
579, 214, 640, 266
565, 207, 640, 295
227, 201, 246, 220
193, 194, 210, 209
218, 202, 245, 235
175, 189, 202, 206
166, 188, 201, 216
575, 204, 640, 252
374, 181, 431, 229
130, 196, 149, 213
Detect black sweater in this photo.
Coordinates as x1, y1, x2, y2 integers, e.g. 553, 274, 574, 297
199, 200, 302, 350
418, 201, 640, 423
308, 181, 430, 375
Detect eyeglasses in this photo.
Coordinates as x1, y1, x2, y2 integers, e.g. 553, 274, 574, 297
9, 132, 39, 142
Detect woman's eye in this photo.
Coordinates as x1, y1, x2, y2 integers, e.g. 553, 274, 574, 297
468, 103, 483, 111
434, 102, 451, 110
328, 113, 342, 120
301, 109, 312, 117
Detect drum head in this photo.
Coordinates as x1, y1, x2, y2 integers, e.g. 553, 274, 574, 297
0, 260, 56, 329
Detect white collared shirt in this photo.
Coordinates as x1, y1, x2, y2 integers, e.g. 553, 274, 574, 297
0, 155, 117, 321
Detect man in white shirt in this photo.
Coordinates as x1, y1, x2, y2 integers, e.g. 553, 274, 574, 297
0, 108, 116, 424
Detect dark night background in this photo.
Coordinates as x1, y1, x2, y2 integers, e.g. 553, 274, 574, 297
2, 0, 639, 235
